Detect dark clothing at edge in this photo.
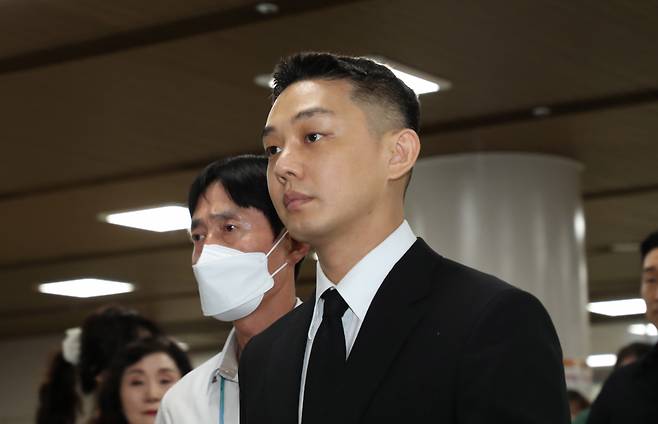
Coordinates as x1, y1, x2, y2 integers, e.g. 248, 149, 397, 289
587, 342, 658, 423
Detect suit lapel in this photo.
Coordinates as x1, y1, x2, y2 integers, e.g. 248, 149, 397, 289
264, 297, 315, 424
331, 239, 439, 424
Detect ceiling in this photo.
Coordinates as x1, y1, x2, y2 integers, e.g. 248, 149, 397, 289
1, 0, 657, 350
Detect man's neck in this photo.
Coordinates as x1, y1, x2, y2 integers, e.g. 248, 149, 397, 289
233, 292, 297, 355
316, 215, 404, 284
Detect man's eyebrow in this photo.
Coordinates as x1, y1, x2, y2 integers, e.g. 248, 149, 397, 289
262, 125, 275, 141
643, 265, 656, 273
190, 210, 239, 230
261, 107, 335, 141
292, 107, 334, 122
210, 210, 239, 220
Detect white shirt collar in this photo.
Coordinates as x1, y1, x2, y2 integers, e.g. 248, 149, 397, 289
211, 327, 239, 387
315, 220, 417, 321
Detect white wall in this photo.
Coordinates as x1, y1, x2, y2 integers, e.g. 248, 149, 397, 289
0, 334, 61, 424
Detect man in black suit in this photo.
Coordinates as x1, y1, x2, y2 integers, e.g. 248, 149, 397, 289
240, 52, 570, 424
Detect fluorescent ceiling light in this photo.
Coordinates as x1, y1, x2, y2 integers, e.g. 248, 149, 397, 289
628, 323, 658, 336
609, 242, 639, 254
367, 56, 451, 95
101, 205, 190, 232
586, 354, 617, 368
587, 298, 647, 317
254, 57, 452, 96
39, 279, 134, 298
254, 73, 275, 88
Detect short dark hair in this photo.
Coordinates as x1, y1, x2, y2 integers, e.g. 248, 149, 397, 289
188, 154, 303, 277
96, 337, 192, 424
615, 341, 652, 369
640, 230, 658, 262
188, 154, 284, 238
271, 52, 420, 134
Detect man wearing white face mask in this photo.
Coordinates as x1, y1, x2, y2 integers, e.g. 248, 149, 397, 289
157, 155, 309, 424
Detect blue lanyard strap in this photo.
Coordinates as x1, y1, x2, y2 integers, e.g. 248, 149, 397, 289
219, 376, 225, 424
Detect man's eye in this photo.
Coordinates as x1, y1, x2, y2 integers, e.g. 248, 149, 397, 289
265, 145, 282, 157
190, 233, 205, 242
224, 224, 237, 232
305, 133, 323, 143
129, 380, 144, 387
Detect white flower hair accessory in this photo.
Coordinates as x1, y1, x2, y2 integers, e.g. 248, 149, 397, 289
62, 327, 82, 365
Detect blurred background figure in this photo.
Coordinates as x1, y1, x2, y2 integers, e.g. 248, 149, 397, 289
567, 389, 590, 424
95, 337, 191, 424
613, 341, 652, 370
36, 305, 164, 424
587, 230, 658, 423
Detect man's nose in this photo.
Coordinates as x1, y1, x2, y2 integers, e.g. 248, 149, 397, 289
273, 146, 302, 185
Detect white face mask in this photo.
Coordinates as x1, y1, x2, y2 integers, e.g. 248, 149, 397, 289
192, 231, 288, 322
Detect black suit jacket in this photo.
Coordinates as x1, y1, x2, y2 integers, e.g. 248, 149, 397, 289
240, 239, 570, 424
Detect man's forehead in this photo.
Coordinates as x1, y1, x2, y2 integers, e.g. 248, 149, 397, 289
270, 79, 354, 114
643, 248, 658, 271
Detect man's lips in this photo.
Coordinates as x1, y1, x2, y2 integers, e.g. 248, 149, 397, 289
143, 409, 158, 416
283, 191, 312, 210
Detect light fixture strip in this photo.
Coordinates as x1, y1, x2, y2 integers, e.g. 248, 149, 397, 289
587, 298, 647, 317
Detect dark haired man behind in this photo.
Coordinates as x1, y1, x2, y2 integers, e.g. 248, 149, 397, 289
239, 52, 569, 423
588, 230, 658, 423
157, 155, 308, 424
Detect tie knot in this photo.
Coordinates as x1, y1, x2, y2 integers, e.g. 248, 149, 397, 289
321, 289, 348, 319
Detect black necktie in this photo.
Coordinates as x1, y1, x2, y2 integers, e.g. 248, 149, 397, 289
302, 289, 349, 423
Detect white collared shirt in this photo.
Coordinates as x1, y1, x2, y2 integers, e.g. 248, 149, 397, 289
157, 299, 302, 424
157, 327, 240, 424
298, 220, 417, 422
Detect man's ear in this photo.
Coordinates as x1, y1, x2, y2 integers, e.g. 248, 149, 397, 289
387, 128, 420, 180
285, 235, 310, 266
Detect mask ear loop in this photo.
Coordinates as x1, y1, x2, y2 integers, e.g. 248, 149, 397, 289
270, 261, 288, 278
266, 230, 289, 278
266, 229, 289, 257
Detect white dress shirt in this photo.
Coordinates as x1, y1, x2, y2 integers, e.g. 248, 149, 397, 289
157, 327, 240, 424
298, 220, 417, 422
157, 299, 302, 424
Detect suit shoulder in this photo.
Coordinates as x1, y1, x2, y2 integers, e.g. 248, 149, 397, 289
432, 254, 525, 304
418, 249, 549, 331
413, 238, 516, 299
243, 300, 312, 357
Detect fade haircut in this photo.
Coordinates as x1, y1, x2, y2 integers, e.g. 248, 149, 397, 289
640, 230, 658, 262
271, 52, 420, 135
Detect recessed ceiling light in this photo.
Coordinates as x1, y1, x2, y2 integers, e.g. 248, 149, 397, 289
628, 323, 658, 336
39, 279, 134, 298
532, 106, 551, 117
255, 2, 279, 14
367, 56, 451, 95
587, 298, 647, 317
586, 354, 617, 368
100, 205, 190, 232
254, 73, 275, 88
254, 56, 452, 96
